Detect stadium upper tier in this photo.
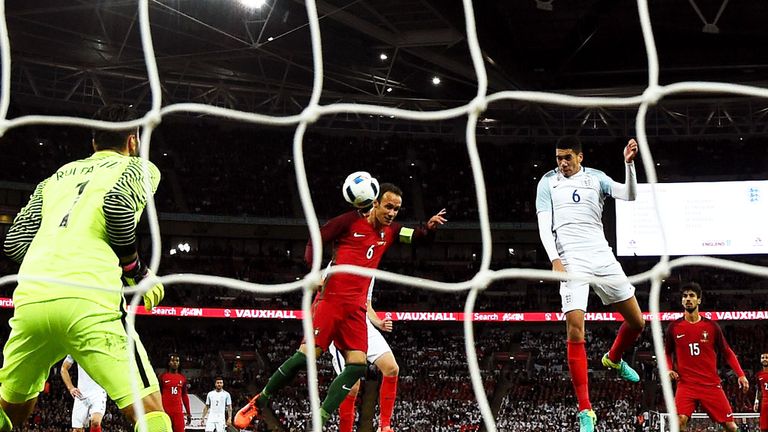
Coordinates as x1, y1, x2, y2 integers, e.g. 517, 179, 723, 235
1, 122, 766, 221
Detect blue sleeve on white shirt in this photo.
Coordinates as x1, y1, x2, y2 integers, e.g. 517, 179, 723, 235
592, 169, 614, 197
535, 174, 553, 213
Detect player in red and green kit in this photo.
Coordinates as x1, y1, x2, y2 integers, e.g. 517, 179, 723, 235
0, 105, 169, 432
234, 182, 446, 429
159, 354, 192, 432
665, 282, 749, 432
753, 353, 768, 432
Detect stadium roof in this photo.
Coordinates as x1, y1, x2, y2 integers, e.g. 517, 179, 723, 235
6, 1, 768, 135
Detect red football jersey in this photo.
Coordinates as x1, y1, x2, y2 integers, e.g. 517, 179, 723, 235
159, 371, 190, 414
306, 210, 430, 305
665, 317, 744, 387
757, 370, 768, 404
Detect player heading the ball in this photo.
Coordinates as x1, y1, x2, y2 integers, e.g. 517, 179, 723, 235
235, 179, 447, 430
535, 136, 644, 432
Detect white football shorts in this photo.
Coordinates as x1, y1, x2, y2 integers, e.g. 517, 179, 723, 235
329, 319, 392, 374
71, 391, 107, 428
559, 249, 635, 313
205, 420, 226, 432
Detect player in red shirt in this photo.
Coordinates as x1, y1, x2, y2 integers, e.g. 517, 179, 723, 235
234, 182, 446, 429
665, 282, 749, 432
158, 354, 192, 432
753, 352, 768, 431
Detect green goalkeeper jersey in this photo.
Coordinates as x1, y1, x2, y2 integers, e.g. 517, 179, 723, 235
4, 151, 160, 310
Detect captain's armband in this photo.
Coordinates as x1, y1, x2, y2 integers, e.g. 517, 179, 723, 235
399, 227, 415, 244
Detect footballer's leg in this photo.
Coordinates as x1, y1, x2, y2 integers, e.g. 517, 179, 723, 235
561, 273, 596, 432
598, 263, 643, 383
236, 299, 341, 428
320, 350, 366, 426
0, 302, 71, 430
318, 306, 368, 427
64, 302, 170, 432
373, 353, 399, 432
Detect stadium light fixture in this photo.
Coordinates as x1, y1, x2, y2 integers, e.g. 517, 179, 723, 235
267, 37, 274, 41
432, 76, 441, 85
239, 0, 266, 8
386, 87, 393, 93
379, 53, 388, 61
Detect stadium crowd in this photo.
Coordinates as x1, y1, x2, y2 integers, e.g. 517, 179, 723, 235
2, 123, 766, 221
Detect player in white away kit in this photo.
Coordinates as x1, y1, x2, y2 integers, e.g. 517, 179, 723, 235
329, 278, 399, 432
535, 136, 646, 432
202, 377, 232, 432
61, 355, 108, 432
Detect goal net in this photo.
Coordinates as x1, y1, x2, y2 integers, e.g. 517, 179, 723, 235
1, 1, 768, 432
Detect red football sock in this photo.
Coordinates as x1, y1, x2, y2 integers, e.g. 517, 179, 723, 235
90, 425, 102, 432
608, 322, 642, 363
567, 340, 591, 411
338, 393, 356, 432
379, 375, 398, 428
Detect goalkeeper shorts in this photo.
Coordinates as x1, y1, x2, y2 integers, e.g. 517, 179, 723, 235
0, 298, 159, 408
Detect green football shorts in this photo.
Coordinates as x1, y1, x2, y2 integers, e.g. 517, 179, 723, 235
0, 298, 159, 408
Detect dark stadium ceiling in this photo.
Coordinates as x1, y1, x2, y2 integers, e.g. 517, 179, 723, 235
6, 0, 768, 136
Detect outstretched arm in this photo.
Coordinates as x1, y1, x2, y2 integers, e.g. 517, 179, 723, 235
398, 208, 447, 244
610, 139, 638, 201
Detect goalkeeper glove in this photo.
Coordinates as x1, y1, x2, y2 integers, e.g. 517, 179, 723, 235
121, 258, 165, 311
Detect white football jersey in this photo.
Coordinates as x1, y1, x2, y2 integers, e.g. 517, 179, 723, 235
536, 166, 617, 254
64, 355, 105, 398
205, 390, 231, 422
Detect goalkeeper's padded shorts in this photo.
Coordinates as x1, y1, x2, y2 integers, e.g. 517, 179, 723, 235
0, 298, 159, 408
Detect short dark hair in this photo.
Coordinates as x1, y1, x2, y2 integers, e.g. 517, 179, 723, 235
92, 104, 140, 151
214, 376, 223, 382
556, 135, 582, 153
680, 282, 703, 299
378, 183, 403, 200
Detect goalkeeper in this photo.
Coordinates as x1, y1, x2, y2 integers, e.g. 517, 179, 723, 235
0, 105, 170, 432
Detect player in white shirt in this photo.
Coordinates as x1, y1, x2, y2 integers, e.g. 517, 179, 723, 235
61, 355, 108, 432
202, 377, 232, 432
535, 136, 646, 432
328, 278, 399, 432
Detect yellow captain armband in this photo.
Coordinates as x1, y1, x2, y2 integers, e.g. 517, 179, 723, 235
399, 227, 415, 244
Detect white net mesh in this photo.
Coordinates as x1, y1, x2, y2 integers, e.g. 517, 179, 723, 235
1, 1, 768, 432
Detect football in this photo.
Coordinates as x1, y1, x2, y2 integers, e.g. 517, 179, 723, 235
342, 171, 379, 208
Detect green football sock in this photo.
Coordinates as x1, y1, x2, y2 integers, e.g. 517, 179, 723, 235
262, 350, 308, 398
134, 411, 172, 432
320, 363, 366, 425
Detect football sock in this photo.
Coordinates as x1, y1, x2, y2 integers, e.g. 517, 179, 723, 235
379, 375, 398, 428
567, 340, 592, 411
135, 411, 172, 432
0, 406, 12, 432
90, 425, 102, 432
338, 393, 357, 432
608, 322, 643, 363
262, 350, 307, 398
320, 363, 366, 425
